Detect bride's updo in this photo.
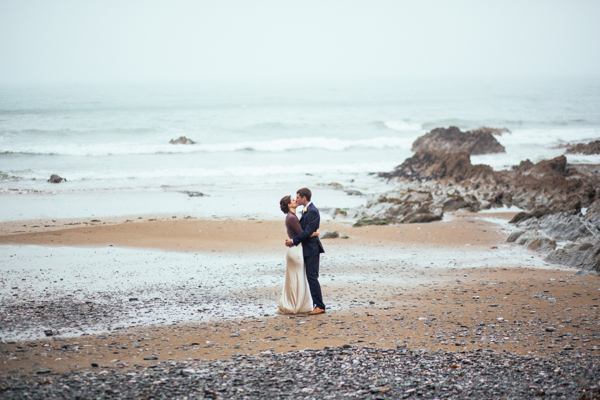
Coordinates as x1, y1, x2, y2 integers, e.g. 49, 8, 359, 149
280, 195, 291, 214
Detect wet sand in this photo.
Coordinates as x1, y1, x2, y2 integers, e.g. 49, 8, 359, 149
0, 211, 506, 251
1, 213, 599, 376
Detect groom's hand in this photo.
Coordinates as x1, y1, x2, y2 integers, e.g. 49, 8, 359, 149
285, 239, 294, 247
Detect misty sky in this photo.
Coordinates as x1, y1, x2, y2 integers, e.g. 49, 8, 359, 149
1, 0, 599, 84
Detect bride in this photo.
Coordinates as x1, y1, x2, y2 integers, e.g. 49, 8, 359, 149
277, 195, 316, 314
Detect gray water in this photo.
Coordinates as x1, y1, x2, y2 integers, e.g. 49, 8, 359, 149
1, 78, 599, 220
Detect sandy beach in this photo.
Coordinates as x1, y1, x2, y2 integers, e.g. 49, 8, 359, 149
1, 212, 598, 378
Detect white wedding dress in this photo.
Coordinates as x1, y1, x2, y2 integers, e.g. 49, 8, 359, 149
278, 213, 313, 314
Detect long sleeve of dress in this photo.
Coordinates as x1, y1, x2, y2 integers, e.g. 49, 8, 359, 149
285, 213, 303, 239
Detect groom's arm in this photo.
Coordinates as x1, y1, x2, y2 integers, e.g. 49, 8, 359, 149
292, 211, 319, 245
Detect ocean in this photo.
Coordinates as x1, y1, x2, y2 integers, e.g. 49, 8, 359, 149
1, 77, 599, 221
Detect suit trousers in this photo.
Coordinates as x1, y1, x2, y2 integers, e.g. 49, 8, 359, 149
304, 253, 325, 310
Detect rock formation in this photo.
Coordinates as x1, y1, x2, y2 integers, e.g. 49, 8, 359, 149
47, 174, 66, 183
546, 238, 600, 271
376, 151, 600, 270
170, 136, 196, 145
565, 140, 600, 155
319, 230, 339, 239
411, 126, 506, 155
469, 126, 511, 136
379, 151, 495, 183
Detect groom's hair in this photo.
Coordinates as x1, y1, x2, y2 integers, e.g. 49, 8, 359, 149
297, 188, 312, 201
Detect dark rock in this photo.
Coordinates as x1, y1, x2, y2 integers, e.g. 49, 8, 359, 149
356, 189, 444, 226
539, 211, 598, 241
527, 237, 557, 253
406, 213, 443, 223
510, 208, 554, 224
515, 159, 534, 172
353, 218, 392, 227
527, 155, 567, 177
469, 126, 511, 136
565, 140, 600, 155
319, 230, 339, 239
378, 152, 600, 268
411, 126, 506, 155
546, 237, 600, 272
345, 190, 363, 196
43, 329, 55, 337
379, 151, 495, 183
442, 194, 480, 212
585, 200, 600, 228
47, 174, 66, 183
506, 231, 525, 243
181, 191, 205, 197
169, 136, 196, 145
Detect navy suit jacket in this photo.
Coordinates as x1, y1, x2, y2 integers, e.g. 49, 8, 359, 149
292, 203, 325, 257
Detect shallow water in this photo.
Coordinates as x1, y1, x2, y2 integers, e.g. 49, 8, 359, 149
0, 238, 564, 341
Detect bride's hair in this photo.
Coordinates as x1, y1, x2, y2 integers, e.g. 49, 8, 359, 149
280, 195, 291, 214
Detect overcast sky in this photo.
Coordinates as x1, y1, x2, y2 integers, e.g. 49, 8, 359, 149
1, 0, 599, 84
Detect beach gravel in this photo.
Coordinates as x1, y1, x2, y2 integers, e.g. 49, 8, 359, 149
1, 346, 598, 399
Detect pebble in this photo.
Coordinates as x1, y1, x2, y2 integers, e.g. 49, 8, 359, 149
2, 346, 598, 399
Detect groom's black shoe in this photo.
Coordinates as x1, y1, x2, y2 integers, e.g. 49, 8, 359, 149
309, 307, 325, 315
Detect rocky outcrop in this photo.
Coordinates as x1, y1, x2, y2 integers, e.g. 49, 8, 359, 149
546, 238, 600, 272
379, 151, 496, 183
319, 230, 339, 239
181, 191, 205, 197
585, 200, 600, 228
381, 154, 599, 215
565, 140, 600, 155
353, 189, 444, 226
493, 156, 598, 214
411, 126, 506, 155
170, 136, 196, 145
377, 151, 600, 269
506, 231, 525, 243
469, 126, 511, 136
510, 231, 557, 254
47, 174, 66, 183
539, 212, 598, 241
442, 194, 480, 212
527, 237, 557, 253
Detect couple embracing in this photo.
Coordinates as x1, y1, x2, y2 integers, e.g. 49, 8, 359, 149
278, 188, 326, 315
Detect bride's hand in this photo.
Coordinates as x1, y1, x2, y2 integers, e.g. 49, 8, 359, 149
310, 230, 320, 238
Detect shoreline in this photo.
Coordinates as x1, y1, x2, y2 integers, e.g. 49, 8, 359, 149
1, 266, 598, 376
1, 212, 598, 377
0, 211, 512, 252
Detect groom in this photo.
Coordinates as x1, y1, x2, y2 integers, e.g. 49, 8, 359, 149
285, 188, 326, 315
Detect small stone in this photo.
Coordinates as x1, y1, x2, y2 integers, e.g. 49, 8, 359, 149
319, 230, 339, 239
546, 327, 556, 332
36, 369, 51, 374
143, 356, 158, 360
